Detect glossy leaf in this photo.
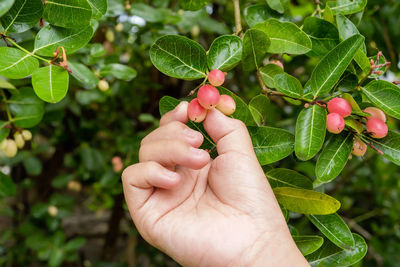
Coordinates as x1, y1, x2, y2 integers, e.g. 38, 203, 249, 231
87, 0, 107, 19
327, 0, 367, 15
0, 172, 16, 197
273, 187, 341, 215
248, 94, 271, 126
150, 35, 207, 80
259, 64, 284, 88
0, 0, 14, 17
274, 73, 303, 99
242, 29, 270, 72
180, 0, 209, 11
308, 234, 367, 267
249, 126, 295, 165
344, 118, 364, 134
0, 0, 43, 33
0, 47, 39, 79
342, 93, 362, 112
32, 65, 69, 103
265, 0, 288, 14
306, 34, 364, 98
8, 87, 44, 128
253, 19, 312, 55
34, 25, 93, 56
207, 35, 242, 72
245, 4, 281, 27
100, 64, 137, 81
315, 132, 353, 182
0, 78, 16, 90
366, 131, 400, 166
308, 213, 355, 249
295, 105, 327, 161
266, 168, 313, 189
293, 236, 324, 256
68, 61, 99, 89
131, 3, 166, 23
43, 0, 92, 28
362, 80, 400, 120
0, 121, 11, 141
303, 17, 339, 58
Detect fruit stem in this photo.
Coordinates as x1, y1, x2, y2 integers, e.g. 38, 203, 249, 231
1, 90, 13, 122
4, 36, 51, 63
232, 0, 243, 37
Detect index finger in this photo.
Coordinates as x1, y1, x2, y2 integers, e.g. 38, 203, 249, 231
159, 101, 189, 126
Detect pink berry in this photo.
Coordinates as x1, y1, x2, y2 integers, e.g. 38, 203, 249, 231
208, 69, 225, 87
352, 137, 367, 157
366, 118, 388, 139
270, 60, 284, 70
188, 98, 207, 123
363, 107, 386, 122
216, 95, 236, 115
197, 85, 220, 109
327, 97, 352, 118
327, 113, 345, 134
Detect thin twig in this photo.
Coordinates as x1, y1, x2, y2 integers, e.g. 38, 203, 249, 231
232, 0, 242, 36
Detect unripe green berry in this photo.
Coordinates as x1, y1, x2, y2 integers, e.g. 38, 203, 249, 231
14, 133, 25, 149
48, 205, 58, 217
115, 23, 124, 32
98, 79, 110, 91
4, 139, 17, 158
22, 130, 32, 141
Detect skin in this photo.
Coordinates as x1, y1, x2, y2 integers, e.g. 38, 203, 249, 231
122, 102, 309, 267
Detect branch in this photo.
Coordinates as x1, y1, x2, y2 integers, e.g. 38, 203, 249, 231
232, 0, 242, 36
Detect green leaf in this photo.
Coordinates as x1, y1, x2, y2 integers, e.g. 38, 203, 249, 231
365, 131, 400, 166
308, 213, 355, 249
265, 0, 288, 14
242, 29, 270, 72
207, 35, 242, 72
306, 34, 364, 98
259, 64, 284, 88
0, 121, 11, 141
43, 0, 92, 28
49, 248, 64, 267
32, 65, 69, 103
0, 77, 16, 90
342, 93, 362, 112
273, 187, 341, 215
100, 64, 137, 81
8, 87, 44, 128
274, 73, 303, 99
180, 0, 209, 11
87, 0, 107, 19
266, 168, 313, 189
254, 19, 312, 55
64, 237, 86, 251
245, 4, 281, 28
315, 132, 353, 182
303, 17, 339, 58
0, 48, 39, 79
308, 234, 367, 267
293, 235, 324, 256
248, 94, 271, 126
0, 0, 14, 17
344, 118, 364, 134
22, 156, 42, 176
34, 25, 93, 56
249, 126, 295, 165
130, 3, 166, 22
0, 0, 43, 33
0, 172, 16, 198
327, 0, 367, 15
150, 35, 207, 80
295, 105, 327, 161
362, 80, 400, 120
68, 61, 98, 89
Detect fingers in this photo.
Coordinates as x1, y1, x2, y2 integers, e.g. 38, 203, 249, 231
160, 101, 189, 126
203, 108, 255, 158
140, 139, 210, 169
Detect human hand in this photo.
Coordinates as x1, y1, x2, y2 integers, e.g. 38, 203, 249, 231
122, 102, 309, 266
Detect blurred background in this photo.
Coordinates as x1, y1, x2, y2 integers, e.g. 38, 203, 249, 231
0, 0, 399, 266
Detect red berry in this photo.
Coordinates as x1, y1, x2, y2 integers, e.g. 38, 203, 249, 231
363, 107, 386, 122
366, 118, 388, 139
216, 95, 236, 115
327, 113, 345, 134
188, 98, 207, 123
197, 85, 220, 109
208, 69, 225, 87
270, 60, 284, 70
327, 97, 352, 117
352, 137, 367, 157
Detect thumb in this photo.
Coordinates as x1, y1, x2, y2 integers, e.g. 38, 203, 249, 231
203, 108, 255, 158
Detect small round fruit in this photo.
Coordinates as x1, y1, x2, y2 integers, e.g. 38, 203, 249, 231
366, 118, 388, 139
68, 180, 82, 192
115, 23, 124, 32
327, 113, 345, 134
112, 156, 124, 173
352, 137, 367, 157
327, 97, 352, 117
197, 85, 220, 109
4, 140, 17, 158
0, 139, 8, 151
216, 95, 236, 115
208, 69, 225, 87
106, 29, 115, 42
270, 60, 284, 70
48, 205, 58, 217
14, 133, 25, 149
98, 79, 110, 91
363, 107, 386, 122
188, 98, 207, 123
22, 130, 32, 141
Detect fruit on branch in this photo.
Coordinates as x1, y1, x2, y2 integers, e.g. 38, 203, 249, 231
48, 205, 58, 217
14, 133, 25, 149
208, 69, 225, 87
188, 98, 207, 123
67, 180, 82, 192
112, 156, 124, 173
327, 97, 352, 118
22, 130, 32, 141
270, 59, 284, 70
216, 95, 236, 115
366, 118, 388, 139
327, 113, 345, 134
106, 29, 115, 42
2, 139, 18, 158
352, 137, 367, 157
363, 107, 386, 122
98, 79, 110, 91
197, 85, 220, 109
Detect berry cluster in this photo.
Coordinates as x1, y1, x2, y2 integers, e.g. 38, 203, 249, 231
188, 69, 236, 123
0, 130, 32, 158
